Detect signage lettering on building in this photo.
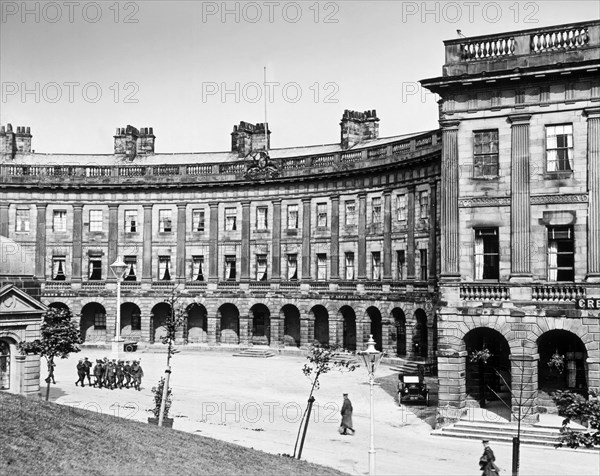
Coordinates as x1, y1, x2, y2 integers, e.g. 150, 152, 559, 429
576, 299, 600, 310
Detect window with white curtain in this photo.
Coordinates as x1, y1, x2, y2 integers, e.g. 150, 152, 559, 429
396, 195, 407, 221
225, 255, 237, 280
225, 208, 237, 231
52, 256, 66, 280
474, 228, 499, 280
548, 226, 574, 281
124, 256, 137, 281
53, 210, 67, 232
192, 210, 205, 232
16, 209, 30, 232
256, 207, 268, 230
287, 204, 299, 229
345, 200, 356, 226
372, 252, 381, 281
88, 258, 102, 280
158, 256, 172, 281
89, 209, 103, 232
256, 254, 268, 281
546, 124, 573, 172
316, 253, 327, 280
159, 210, 172, 232
317, 203, 327, 227
345, 252, 355, 280
287, 254, 298, 280
124, 210, 137, 232
192, 255, 204, 281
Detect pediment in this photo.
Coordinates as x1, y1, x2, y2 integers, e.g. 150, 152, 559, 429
0, 285, 48, 318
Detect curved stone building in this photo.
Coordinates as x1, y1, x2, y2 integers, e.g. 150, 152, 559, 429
0, 110, 441, 361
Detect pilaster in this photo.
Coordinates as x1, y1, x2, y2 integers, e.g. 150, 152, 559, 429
107, 204, 119, 280
207, 316, 218, 345
0, 203, 8, 237
331, 195, 340, 280
176, 204, 186, 282
509, 353, 539, 424
241, 201, 251, 281
407, 185, 416, 280
271, 199, 282, 281
35, 203, 47, 279
357, 192, 367, 280
301, 198, 312, 280
428, 180, 438, 282
436, 349, 468, 426
383, 190, 392, 280
142, 204, 152, 283
209, 202, 219, 282
71, 203, 83, 283
585, 108, 600, 281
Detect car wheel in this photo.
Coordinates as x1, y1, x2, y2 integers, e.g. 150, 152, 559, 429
425, 392, 430, 407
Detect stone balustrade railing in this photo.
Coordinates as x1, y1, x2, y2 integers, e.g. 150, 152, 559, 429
460, 284, 510, 301
531, 26, 589, 53
460, 36, 515, 60
532, 285, 586, 302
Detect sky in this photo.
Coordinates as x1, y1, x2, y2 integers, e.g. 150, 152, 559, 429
1, 0, 599, 154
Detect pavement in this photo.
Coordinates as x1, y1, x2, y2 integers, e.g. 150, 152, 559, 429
44, 347, 599, 476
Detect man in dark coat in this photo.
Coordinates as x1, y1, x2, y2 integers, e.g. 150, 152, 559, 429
115, 360, 125, 389
340, 393, 355, 435
83, 357, 92, 386
130, 360, 144, 391
479, 440, 500, 476
123, 361, 132, 388
93, 360, 104, 388
75, 359, 86, 387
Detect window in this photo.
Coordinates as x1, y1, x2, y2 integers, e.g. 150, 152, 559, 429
192, 210, 205, 232
124, 210, 137, 233
396, 250, 406, 280
287, 204, 299, 229
396, 195, 407, 221
89, 209, 103, 232
225, 208, 237, 231
345, 200, 356, 226
372, 197, 382, 224
546, 124, 573, 172
124, 256, 137, 281
0, 340, 10, 390
548, 226, 574, 281
256, 254, 268, 281
15, 209, 30, 232
287, 254, 298, 280
52, 256, 66, 281
256, 207, 268, 230
159, 210, 172, 232
192, 255, 204, 281
225, 255, 237, 280
474, 228, 499, 280
94, 310, 106, 329
158, 256, 172, 281
316, 253, 327, 281
317, 203, 327, 227
345, 252, 355, 280
419, 191, 429, 219
473, 130, 499, 176
88, 258, 102, 280
131, 311, 141, 331
53, 210, 67, 232
420, 250, 428, 281
372, 252, 381, 280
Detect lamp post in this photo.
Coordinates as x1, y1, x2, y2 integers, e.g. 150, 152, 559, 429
358, 335, 383, 476
110, 257, 128, 359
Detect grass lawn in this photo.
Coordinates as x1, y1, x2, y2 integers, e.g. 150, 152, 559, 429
0, 392, 348, 476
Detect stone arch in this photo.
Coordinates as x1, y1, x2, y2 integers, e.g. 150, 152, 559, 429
391, 308, 407, 357
150, 302, 172, 344
413, 309, 428, 359
80, 302, 107, 343
311, 305, 329, 345
281, 304, 300, 347
366, 306, 383, 351
120, 302, 142, 341
218, 303, 240, 345
250, 303, 271, 345
339, 305, 356, 351
186, 303, 208, 343
48, 302, 70, 311
537, 330, 587, 393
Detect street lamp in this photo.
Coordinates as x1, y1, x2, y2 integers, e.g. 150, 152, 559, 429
110, 257, 128, 359
358, 335, 383, 476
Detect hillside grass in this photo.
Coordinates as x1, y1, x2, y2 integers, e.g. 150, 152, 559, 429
0, 392, 348, 476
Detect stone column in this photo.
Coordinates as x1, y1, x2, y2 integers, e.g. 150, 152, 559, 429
142, 204, 152, 282
71, 204, 83, 283
436, 349, 467, 426
241, 201, 251, 281
585, 108, 600, 281
239, 316, 250, 345
587, 357, 600, 395
510, 353, 539, 424
440, 120, 461, 280
331, 195, 340, 280
35, 203, 47, 279
0, 203, 8, 237
141, 311, 152, 343
271, 199, 282, 281
300, 318, 309, 347
301, 198, 312, 280
428, 180, 438, 282
383, 190, 392, 280
357, 192, 367, 279
209, 203, 219, 281
270, 317, 282, 346
427, 323, 435, 363
335, 318, 344, 347
509, 114, 533, 280
407, 185, 416, 280
176, 204, 186, 282
207, 315, 218, 344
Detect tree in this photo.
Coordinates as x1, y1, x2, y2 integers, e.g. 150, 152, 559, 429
18, 306, 82, 401
552, 389, 600, 449
292, 343, 357, 459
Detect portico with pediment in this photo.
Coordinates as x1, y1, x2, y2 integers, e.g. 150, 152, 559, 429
0, 284, 46, 396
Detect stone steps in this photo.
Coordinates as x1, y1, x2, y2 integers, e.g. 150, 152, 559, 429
232, 348, 275, 358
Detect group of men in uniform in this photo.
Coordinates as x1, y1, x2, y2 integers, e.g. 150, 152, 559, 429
76, 357, 144, 390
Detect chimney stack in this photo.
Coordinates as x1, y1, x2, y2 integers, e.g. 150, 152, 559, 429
1, 124, 32, 158
231, 122, 270, 158
340, 109, 379, 149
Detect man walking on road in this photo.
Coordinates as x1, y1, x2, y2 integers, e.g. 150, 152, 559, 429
340, 393, 355, 435
479, 439, 500, 476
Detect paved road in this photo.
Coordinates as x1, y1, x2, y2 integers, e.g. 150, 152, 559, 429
46, 347, 599, 476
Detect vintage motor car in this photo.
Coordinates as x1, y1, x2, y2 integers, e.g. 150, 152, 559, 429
398, 374, 430, 406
